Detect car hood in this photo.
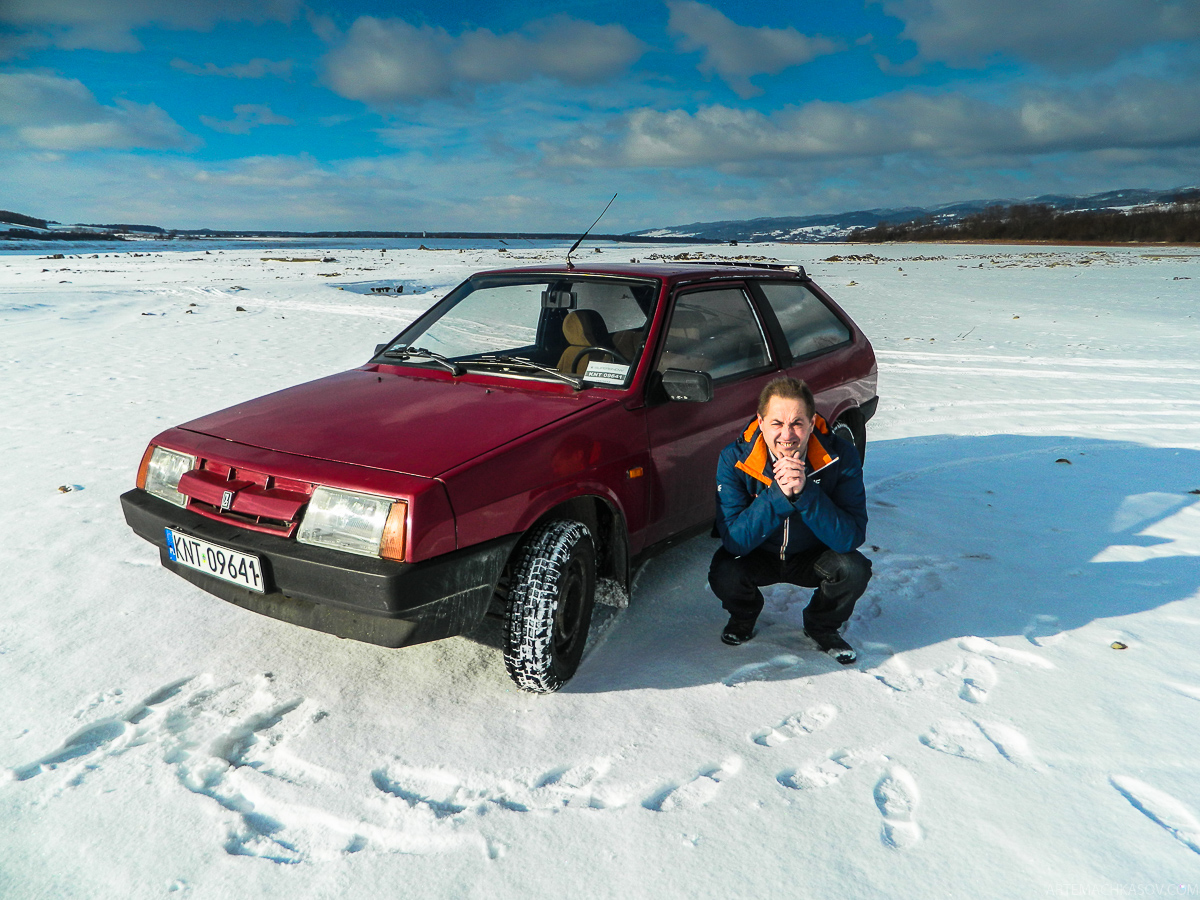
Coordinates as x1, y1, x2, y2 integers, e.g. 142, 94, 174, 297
181, 368, 606, 478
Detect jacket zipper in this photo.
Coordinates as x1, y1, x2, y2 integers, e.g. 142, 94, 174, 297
781, 517, 789, 561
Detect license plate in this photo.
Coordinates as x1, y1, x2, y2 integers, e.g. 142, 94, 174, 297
165, 528, 265, 593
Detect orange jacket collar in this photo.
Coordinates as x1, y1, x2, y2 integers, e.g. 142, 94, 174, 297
734, 415, 834, 487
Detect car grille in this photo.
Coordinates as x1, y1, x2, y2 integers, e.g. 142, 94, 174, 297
176, 461, 312, 537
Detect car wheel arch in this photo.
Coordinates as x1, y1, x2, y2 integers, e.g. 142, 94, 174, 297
829, 406, 867, 461
522, 494, 629, 593
492, 494, 629, 605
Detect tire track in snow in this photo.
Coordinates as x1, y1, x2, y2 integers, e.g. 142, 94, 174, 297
876, 350, 1200, 370
883, 364, 1196, 385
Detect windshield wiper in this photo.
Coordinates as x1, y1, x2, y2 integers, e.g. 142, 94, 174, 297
466, 355, 584, 390
380, 346, 464, 376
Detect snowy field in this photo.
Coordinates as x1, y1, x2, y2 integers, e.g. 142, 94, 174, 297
1, 239, 1199, 899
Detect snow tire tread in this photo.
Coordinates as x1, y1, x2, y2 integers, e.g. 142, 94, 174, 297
503, 519, 595, 694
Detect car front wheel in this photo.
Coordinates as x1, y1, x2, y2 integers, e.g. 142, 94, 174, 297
504, 519, 596, 693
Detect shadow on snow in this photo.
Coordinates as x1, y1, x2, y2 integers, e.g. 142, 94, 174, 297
560, 434, 1200, 693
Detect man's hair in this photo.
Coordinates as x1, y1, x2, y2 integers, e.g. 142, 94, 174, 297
757, 376, 815, 419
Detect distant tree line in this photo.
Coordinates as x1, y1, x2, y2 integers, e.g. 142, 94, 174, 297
77, 223, 166, 234
2, 227, 124, 241
0, 210, 49, 229
848, 192, 1200, 243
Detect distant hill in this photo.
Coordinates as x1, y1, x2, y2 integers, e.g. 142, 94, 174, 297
848, 191, 1200, 244
1, 210, 50, 229
8, 186, 1200, 244
630, 187, 1200, 243
76, 223, 166, 234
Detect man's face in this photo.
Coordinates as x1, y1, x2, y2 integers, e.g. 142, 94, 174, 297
758, 396, 813, 459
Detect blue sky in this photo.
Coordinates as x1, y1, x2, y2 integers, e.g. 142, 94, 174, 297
1, 0, 1198, 231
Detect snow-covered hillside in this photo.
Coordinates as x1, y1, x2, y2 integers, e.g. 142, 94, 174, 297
1, 241, 1198, 898
632, 186, 1200, 243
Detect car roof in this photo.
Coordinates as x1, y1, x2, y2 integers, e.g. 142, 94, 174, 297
472, 260, 809, 287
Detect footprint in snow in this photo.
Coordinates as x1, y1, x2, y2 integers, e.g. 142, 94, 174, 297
777, 749, 868, 791
371, 758, 623, 816
959, 636, 1054, 669
3, 675, 406, 866
869, 654, 942, 694
723, 654, 805, 687
752, 704, 837, 747
533, 761, 617, 810
1023, 614, 1067, 647
919, 717, 1044, 771
645, 758, 742, 812
874, 765, 922, 850
948, 655, 998, 704
1110, 775, 1200, 856
8, 676, 195, 783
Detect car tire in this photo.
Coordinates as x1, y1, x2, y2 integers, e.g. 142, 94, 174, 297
504, 519, 597, 693
832, 414, 866, 461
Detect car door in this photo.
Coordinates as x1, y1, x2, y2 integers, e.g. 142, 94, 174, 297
750, 279, 857, 417
642, 283, 780, 547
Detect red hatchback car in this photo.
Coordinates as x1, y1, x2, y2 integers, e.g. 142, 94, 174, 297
122, 261, 877, 692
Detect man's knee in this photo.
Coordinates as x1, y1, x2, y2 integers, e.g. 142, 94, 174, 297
814, 549, 872, 594
708, 548, 748, 599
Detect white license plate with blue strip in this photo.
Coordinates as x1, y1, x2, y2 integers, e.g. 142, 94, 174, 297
165, 528, 265, 593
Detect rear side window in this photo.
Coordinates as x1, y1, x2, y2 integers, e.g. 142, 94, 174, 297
758, 282, 850, 359
656, 287, 770, 381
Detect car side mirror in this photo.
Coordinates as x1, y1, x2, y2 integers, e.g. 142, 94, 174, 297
661, 368, 713, 402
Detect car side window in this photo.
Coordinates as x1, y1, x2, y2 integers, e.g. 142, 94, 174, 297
757, 282, 851, 359
656, 287, 771, 381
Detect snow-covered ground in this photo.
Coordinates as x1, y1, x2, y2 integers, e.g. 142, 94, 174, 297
2, 241, 1198, 899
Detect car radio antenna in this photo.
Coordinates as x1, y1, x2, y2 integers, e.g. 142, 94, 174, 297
566, 193, 617, 271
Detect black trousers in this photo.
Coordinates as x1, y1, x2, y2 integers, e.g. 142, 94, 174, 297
708, 545, 872, 633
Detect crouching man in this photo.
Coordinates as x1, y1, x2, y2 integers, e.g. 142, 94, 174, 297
709, 376, 872, 664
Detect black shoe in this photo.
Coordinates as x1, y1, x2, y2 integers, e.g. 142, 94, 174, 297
721, 616, 756, 646
804, 629, 856, 664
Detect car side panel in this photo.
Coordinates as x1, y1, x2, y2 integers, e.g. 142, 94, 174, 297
440, 401, 651, 555
790, 341, 878, 424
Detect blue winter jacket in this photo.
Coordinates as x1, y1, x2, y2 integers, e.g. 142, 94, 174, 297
714, 416, 868, 558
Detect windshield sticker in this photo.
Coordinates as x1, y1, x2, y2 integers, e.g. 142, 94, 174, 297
583, 361, 629, 385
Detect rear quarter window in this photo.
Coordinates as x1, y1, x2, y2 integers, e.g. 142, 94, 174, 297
758, 281, 851, 359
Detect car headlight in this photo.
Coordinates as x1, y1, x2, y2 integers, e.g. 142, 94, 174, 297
297, 486, 407, 561
139, 446, 196, 508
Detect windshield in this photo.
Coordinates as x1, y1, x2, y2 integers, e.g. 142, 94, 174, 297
378, 274, 660, 389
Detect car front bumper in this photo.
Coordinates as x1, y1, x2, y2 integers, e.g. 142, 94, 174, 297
121, 489, 517, 648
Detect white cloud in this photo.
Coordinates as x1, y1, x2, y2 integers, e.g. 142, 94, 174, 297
170, 57, 293, 79
0, 71, 195, 150
666, 0, 840, 97
454, 17, 646, 85
875, 0, 1200, 69
5, 136, 1199, 235
320, 18, 455, 103
0, 0, 300, 54
543, 77, 1200, 170
200, 104, 294, 135
319, 14, 645, 106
